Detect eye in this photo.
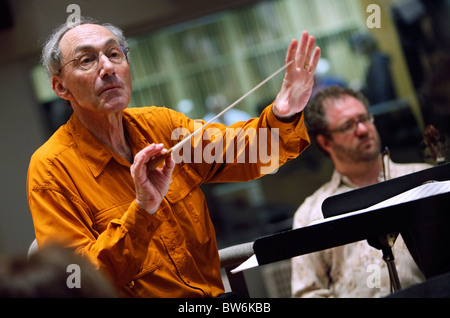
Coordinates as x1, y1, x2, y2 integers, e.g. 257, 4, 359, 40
340, 120, 355, 132
359, 115, 369, 123
107, 47, 123, 61
78, 52, 97, 68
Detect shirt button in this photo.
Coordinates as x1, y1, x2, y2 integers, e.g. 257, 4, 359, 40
147, 226, 154, 232
127, 281, 135, 289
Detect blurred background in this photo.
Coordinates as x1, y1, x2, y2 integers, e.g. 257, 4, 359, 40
0, 0, 449, 296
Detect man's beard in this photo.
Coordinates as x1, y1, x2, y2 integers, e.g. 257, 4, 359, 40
332, 134, 381, 164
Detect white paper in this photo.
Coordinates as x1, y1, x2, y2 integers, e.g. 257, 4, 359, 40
230, 254, 259, 274
316, 180, 450, 224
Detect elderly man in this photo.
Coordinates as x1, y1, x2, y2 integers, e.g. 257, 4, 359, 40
291, 86, 429, 298
27, 17, 320, 297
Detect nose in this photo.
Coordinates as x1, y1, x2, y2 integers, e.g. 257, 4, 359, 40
98, 54, 115, 78
355, 120, 369, 135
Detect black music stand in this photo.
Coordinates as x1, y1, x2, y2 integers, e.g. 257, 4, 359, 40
253, 163, 450, 290
321, 162, 450, 280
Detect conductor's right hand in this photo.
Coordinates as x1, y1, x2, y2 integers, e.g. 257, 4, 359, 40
130, 143, 175, 214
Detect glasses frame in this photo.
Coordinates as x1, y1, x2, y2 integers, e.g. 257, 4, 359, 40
327, 113, 375, 135
57, 46, 129, 75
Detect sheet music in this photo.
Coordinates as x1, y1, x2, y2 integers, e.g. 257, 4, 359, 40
316, 180, 450, 224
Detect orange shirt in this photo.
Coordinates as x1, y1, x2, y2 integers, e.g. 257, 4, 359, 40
27, 105, 309, 297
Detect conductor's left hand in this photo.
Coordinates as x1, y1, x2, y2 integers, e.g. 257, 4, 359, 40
273, 31, 321, 120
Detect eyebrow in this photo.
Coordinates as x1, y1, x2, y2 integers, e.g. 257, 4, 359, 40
338, 113, 369, 125
74, 38, 120, 54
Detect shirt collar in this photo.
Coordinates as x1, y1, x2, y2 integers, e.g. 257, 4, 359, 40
330, 169, 356, 190
68, 112, 150, 178
122, 110, 152, 154
332, 159, 393, 189
68, 114, 112, 178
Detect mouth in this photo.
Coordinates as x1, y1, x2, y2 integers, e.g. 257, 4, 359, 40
99, 84, 122, 95
359, 136, 374, 148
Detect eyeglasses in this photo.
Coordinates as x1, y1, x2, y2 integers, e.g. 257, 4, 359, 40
58, 45, 129, 74
327, 114, 374, 134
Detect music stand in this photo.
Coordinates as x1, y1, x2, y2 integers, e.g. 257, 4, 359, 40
252, 163, 450, 287
321, 162, 450, 280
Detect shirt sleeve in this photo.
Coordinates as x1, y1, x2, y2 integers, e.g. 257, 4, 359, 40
169, 103, 310, 183
28, 185, 162, 287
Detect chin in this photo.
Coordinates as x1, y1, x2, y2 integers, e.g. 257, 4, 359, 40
363, 148, 380, 160
360, 139, 380, 153
102, 96, 130, 111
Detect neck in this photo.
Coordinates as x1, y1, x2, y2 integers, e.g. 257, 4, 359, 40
76, 110, 133, 163
335, 155, 382, 188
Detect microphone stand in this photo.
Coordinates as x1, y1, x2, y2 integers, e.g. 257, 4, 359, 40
368, 233, 402, 292
367, 147, 401, 293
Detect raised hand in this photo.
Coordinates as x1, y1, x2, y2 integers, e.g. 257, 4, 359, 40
273, 31, 321, 119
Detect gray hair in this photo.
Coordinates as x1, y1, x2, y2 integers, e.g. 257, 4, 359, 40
41, 17, 128, 78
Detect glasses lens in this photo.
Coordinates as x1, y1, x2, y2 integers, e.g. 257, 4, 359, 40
341, 121, 355, 133
78, 52, 98, 70
75, 46, 128, 71
107, 46, 127, 63
329, 114, 374, 134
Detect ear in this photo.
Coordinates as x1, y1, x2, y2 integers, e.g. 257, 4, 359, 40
316, 134, 332, 155
52, 76, 72, 101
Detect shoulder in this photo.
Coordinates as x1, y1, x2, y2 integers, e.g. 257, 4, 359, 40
30, 124, 74, 164
390, 161, 433, 178
28, 124, 77, 186
293, 178, 337, 228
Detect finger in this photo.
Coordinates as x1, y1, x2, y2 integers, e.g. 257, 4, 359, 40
161, 153, 175, 178
285, 39, 298, 66
141, 144, 165, 164
131, 149, 149, 185
295, 31, 309, 68
146, 147, 172, 171
134, 143, 158, 163
132, 144, 164, 178
308, 47, 321, 74
304, 35, 316, 69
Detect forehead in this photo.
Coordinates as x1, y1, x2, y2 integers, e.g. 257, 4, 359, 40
59, 24, 118, 57
323, 95, 367, 122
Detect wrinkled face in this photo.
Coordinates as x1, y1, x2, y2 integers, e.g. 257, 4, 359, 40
52, 24, 132, 116
322, 95, 381, 164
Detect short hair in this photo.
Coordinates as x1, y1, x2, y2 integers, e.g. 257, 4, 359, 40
41, 17, 128, 78
305, 86, 369, 155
